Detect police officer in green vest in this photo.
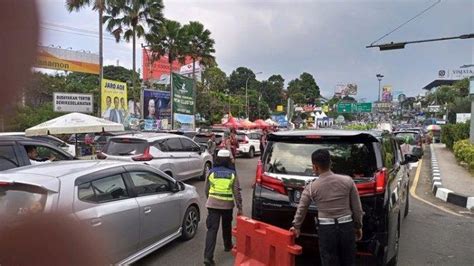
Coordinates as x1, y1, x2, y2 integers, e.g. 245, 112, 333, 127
204, 149, 243, 266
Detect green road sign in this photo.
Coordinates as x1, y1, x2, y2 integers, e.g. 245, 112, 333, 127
337, 102, 372, 113
337, 103, 353, 113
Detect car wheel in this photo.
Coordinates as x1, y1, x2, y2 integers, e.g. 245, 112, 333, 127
248, 147, 255, 158
181, 206, 199, 240
200, 162, 211, 181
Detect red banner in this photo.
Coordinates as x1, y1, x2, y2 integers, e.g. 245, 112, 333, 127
142, 48, 193, 81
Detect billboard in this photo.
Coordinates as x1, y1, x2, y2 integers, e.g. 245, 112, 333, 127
382, 85, 393, 102
142, 49, 193, 82
172, 73, 195, 115
143, 89, 171, 130
335, 83, 358, 96
53, 92, 93, 113
101, 79, 127, 124
35, 46, 99, 74
438, 69, 474, 80
179, 60, 203, 81
174, 113, 195, 130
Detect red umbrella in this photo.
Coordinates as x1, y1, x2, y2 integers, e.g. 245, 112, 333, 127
240, 119, 257, 129
224, 116, 241, 129
254, 119, 269, 129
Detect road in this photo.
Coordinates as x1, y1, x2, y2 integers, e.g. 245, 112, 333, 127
138, 156, 474, 266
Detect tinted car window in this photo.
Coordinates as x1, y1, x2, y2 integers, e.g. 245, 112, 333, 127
0, 183, 47, 222
180, 138, 200, 152
34, 145, 68, 160
78, 174, 129, 203
0, 145, 19, 170
194, 135, 211, 144
129, 171, 171, 196
264, 141, 377, 180
153, 140, 168, 152
165, 138, 183, 151
103, 138, 148, 155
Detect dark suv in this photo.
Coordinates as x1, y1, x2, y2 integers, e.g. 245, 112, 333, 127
252, 130, 418, 265
0, 136, 75, 171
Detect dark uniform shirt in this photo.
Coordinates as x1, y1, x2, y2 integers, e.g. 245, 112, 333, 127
292, 170, 364, 229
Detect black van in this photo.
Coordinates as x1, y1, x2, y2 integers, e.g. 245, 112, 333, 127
252, 130, 418, 265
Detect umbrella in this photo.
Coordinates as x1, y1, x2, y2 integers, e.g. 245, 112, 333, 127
240, 119, 257, 129
426, 125, 441, 131
25, 112, 125, 136
223, 116, 241, 129
254, 119, 269, 129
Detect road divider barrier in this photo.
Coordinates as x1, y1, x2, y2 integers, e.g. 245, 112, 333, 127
232, 216, 302, 266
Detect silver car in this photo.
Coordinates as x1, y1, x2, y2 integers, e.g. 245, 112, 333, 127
99, 133, 213, 181
0, 160, 200, 264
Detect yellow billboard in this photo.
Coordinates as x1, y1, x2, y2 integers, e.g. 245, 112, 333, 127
101, 79, 127, 124
35, 46, 100, 74
276, 105, 284, 112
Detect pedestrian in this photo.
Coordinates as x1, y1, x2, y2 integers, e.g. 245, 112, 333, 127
207, 134, 217, 163
204, 149, 243, 266
229, 129, 239, 160
290, 149, 364, 266
259, 128, 268, 159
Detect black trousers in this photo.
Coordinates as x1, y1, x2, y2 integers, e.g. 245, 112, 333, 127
318, 221, 356, 266
204, 208, 233, 260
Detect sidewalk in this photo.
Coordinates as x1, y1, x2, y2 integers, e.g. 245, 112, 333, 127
432, 143, 474, 196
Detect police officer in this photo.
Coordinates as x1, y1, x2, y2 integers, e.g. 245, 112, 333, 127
290, 149, 364, 266
204, 149, 243, 266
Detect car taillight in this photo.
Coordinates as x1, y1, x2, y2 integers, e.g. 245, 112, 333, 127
132, 146, 153, 161
255, 161, 287, 195
96, 151, 107, 160
356, 168, 387, 196
0, 181, 11, 186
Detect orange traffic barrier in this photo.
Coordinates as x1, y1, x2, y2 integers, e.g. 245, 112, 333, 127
232, 216, 302, 266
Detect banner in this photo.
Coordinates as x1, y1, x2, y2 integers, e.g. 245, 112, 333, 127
335, 83, 358, 96
382, 85, 393, 102
179, 60, 202, 81
35, 46, 99, 74
276, 105, 284, 112
143, 89, 171, 130
438, 69, 474, 80
101, 79, 127, 124
172, 73, 195, 115
174, 113, 195, 130
142, 49, 193, 82
53, 92, 93, 113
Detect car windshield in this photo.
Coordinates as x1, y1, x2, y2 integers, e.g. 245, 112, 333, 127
264, 141, 377, 181
103, 138, 148, 156
0, 183, 47, 222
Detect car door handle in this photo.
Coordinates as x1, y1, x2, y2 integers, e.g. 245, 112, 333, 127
144, 207, 152, 214
90, 218, 102, 227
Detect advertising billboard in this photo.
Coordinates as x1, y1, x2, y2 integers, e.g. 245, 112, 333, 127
172, 73, 195, 129
35, 46, 99, 74
179, 60, 202, 81
53, 92, 93, 113
101, 79, 127, 124
382, 85, 393, 102
335, 83, 358, 96
143, 89, 171, 130
438, 69, 474, 80
142, 49, 193, 82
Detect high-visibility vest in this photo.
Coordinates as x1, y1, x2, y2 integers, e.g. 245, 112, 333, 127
208, 167, 235, 201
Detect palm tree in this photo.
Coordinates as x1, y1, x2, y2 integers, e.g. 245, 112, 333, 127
181, 22, 215, 119
146, 19, 187, 81
66, 0, 110, 116
103, 0, 164, 103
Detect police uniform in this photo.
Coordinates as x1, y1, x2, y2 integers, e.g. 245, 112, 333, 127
204, 150, 242, 265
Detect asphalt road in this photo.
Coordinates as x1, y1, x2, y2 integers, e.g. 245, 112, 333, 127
137, 156, 474, 266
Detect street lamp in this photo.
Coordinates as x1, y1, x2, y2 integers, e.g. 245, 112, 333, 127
376, 74, 384, 102
246, 71, 262, 119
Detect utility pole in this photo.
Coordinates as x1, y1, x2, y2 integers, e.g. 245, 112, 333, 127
376, 74, 384, 102
469, 76, 474, 144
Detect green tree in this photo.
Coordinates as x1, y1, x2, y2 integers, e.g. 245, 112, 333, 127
228, 67, 255, 94
262, 75, 285, 110
146, 19, 188, 81
287, 72, 320, 104
103, 0, 164, 100
202, 66, 228, 93
8, 103, 63, 131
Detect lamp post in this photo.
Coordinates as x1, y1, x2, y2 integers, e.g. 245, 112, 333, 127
245, 71, 262, 119
376, 74, 384, 102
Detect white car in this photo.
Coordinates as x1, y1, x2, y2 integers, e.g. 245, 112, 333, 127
100, 133, 213, 181
236, 131, 262, 158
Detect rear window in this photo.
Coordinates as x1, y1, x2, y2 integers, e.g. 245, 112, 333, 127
0, 183, 47, 221
394, 133, 419, 145
264, 141, 377, 180
103, 138, 148, 156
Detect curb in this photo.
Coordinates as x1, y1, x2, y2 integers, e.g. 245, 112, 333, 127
429, 144, 474, 210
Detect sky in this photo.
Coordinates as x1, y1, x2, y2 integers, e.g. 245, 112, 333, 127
39, 0, 473, 101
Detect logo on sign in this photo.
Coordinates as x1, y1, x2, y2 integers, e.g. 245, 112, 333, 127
438, 70, 446, 77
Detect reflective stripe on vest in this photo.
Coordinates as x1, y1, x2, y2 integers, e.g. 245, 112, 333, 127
208, 170, 235, 201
